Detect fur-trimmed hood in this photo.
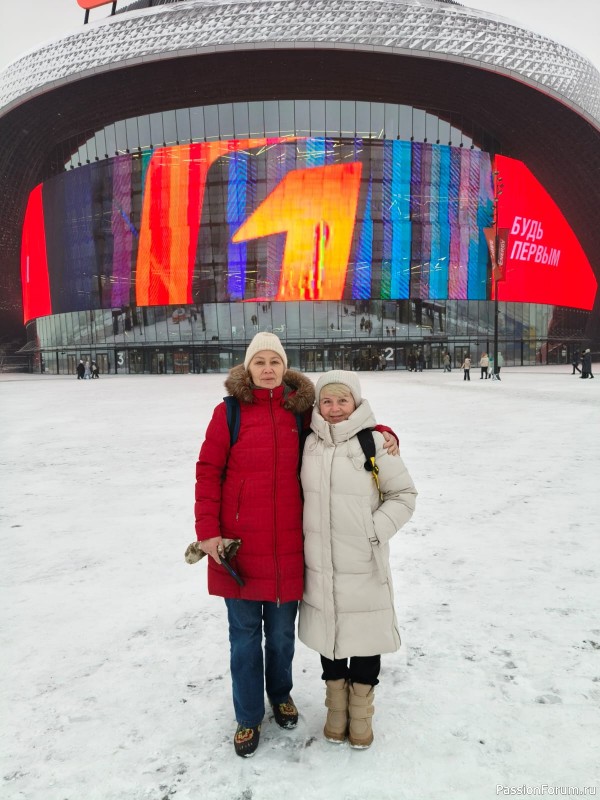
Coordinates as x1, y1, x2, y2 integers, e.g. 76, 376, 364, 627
224, 364, 315, 414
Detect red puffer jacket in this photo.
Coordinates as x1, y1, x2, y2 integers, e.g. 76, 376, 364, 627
195, 366, 315, 602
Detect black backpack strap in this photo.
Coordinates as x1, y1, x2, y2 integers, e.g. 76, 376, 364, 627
223, 396, 241, 447
357, 428, 383, 501
356, 428, 376, 464
297, 414, 310, 473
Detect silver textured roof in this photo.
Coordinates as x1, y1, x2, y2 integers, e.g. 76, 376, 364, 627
0, 0, 598, 124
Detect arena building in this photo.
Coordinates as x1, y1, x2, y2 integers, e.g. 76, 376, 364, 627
0, 0, 598, 374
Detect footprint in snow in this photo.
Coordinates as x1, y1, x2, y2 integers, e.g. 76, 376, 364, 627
535, 694, 562, 704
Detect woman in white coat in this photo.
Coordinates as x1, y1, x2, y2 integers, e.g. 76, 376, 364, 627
299, 371, 417, 749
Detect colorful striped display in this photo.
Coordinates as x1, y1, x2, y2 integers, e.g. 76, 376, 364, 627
21, 137, 495, 321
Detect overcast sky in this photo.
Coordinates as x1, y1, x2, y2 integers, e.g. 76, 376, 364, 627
0, 0, 598, 73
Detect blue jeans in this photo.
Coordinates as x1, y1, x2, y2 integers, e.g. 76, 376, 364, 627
224, 599, 298, 727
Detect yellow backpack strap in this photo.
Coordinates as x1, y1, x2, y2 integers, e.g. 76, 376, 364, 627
357, 429, 384, 502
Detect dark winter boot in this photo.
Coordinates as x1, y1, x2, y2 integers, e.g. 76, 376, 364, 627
348, 683, 374, 749
233, 724, 261, 757
324, 679, 349, 743
270, 696, 298, 729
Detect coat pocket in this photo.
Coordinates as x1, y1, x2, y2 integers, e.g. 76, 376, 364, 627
361, 500, 387, 584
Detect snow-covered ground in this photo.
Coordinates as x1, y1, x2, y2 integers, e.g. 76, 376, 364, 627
2, 368, 599, 800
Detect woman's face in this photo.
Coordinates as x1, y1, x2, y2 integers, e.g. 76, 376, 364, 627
319, 391, 356, 424
248, 350, 285, 388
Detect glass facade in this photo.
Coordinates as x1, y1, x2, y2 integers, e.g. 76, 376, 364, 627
32, 298, 568, 375
63, 99, 483, 169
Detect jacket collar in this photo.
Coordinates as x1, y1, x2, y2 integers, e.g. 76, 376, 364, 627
224, 364, 315, 413
249, 384, 285, 403
311, 399, 377, 444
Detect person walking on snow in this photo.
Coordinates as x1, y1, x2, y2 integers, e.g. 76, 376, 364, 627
572, 351, 582, 374
461, 355, 472, 381
495, 351, 504, 380
581, 348, 594, 379
299, 371, 417, 749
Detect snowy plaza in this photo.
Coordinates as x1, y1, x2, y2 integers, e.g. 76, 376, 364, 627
2, 368, 599, 800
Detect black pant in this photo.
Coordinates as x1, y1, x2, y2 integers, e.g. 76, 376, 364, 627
463, 369, 470, 381
320, 654, 381, 686
480, 367, 488, 379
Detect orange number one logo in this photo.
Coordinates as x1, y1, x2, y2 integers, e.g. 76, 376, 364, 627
232, 162, 362, 300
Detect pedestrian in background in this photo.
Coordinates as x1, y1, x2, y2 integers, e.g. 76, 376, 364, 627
76, 360, 85, 380
479, 352, 489, 379
442, 352, 451, 373
572, 351, 582, 375
581, 349, 594, 379
461, 355, 471, 381
84, 360, 92, 379
495, 352, 504, 380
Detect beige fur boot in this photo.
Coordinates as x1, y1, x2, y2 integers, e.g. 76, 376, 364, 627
324, 679, 349, 743
348, 682, 375, 749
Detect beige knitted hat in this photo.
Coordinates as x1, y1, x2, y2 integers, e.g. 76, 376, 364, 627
315, 370, 362, 406
243, 332, 288, 370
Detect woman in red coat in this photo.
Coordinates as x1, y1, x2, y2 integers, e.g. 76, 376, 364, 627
195, 333, 314, 757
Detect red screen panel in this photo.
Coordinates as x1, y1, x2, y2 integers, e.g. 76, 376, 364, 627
21, 184, 51, 323
494, 155, 597, 310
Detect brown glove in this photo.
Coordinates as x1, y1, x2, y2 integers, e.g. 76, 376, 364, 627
184, 538, 242, 564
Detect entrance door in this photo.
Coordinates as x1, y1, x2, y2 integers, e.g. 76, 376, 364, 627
427, 344, 442, 370
174, 351, 190, 374
347, 346, 377, 371
96, 353, 109, 375
193, 351, 208, 373
151, 351, 166, 374
302, 349, 325, 372
391, 344, 410, 370
323, 348, 345, 370
454, 346, 470, 369
129, 350, 143, 374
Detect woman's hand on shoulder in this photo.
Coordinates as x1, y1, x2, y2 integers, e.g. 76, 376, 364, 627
381, 430, 400, 457
199, 536, 225, 563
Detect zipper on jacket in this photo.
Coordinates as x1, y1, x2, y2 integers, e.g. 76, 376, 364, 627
235, 479, 245, 521
270, 389, 281, 605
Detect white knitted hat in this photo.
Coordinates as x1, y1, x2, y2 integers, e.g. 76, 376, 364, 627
243, 332, 288, 370
315, 370, 362, 406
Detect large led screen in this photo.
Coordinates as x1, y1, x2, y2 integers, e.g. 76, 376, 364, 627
494, 155, 596, 310
21, 137, 494, 322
